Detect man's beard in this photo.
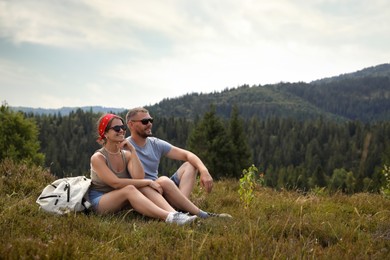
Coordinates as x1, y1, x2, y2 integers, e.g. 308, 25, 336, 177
137, 128, 152, 138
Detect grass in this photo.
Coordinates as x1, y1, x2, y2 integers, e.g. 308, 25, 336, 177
1, 159, 390, 259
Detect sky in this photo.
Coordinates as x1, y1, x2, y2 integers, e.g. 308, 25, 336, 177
1, 0, 389, 109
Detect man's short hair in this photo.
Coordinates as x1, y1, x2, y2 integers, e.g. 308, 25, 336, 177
126, 107, 149, 123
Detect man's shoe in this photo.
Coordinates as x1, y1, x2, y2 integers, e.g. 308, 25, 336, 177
206, 212, 233, 218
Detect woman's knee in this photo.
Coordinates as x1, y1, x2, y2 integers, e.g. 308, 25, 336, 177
121, 185, 140, 197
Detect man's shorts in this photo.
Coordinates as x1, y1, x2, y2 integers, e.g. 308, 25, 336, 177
170, 171, 180, 186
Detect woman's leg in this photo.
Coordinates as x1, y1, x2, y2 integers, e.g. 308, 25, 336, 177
96, 185, 170, 220
156, 176, 200, 215
138, 186, 176, 212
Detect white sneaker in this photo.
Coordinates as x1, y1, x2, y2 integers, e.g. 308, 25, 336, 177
166, 212, 197, 225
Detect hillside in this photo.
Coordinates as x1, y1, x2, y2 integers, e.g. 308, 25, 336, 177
148, 63, 390, 122
312, 63, 390, 84
147, 83, 342, 121
10, 63, 390, 122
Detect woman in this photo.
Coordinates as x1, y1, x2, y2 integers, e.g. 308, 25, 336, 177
88, 113, 197, 225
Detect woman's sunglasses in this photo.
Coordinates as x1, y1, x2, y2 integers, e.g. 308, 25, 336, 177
132, 118, 154, 125
110, 125, 127, 132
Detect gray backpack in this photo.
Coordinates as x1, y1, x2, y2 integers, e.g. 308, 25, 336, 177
36, 176, 92, 215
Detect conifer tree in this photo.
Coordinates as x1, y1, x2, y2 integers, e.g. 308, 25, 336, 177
228, 105, 253, 177
187, 105, 236, 179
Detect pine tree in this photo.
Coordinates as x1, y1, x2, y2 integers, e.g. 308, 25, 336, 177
228, 105, 253, 178
187, 105, 236, 179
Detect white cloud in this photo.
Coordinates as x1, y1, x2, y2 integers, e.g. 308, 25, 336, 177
0, 0, 389, 108
0, 0, 144, 50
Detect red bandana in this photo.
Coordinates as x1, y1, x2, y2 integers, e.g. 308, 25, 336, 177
98, 114, 116, 140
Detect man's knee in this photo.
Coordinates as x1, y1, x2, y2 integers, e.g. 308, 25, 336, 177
158, 176, 171, 182
183, 161, 196, 171
181, 162, 197, 176
157, 176, 176, 187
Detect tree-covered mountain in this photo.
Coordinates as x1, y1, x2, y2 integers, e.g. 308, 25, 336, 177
312, 63, 390, 84
147, 63, 390, 123
11, 63, 390, 123
148, 83, 340, 121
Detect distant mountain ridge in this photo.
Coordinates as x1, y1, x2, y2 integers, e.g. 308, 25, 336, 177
11, 63, 390, 122
312, 63, 390, 84
11, 106, 127, 115
147, 63, 390, 122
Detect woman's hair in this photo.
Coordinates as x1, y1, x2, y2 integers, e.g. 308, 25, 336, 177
96, 113, 124, 145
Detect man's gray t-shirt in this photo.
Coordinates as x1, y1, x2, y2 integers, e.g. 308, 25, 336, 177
127, 136, 172, 180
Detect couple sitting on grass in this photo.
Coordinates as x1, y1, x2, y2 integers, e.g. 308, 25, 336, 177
88, 107, 230, 225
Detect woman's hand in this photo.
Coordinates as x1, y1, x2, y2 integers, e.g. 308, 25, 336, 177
149, 181, 163, 194
118, 139, 136, 154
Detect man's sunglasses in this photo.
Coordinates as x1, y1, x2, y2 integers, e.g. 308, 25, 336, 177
132, 118, 154, 125
110, 125, 127, 132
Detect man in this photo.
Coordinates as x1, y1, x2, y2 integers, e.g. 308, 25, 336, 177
125, 107, 213, 198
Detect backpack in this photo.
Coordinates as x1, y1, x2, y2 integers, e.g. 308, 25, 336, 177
36, 176, 92, 215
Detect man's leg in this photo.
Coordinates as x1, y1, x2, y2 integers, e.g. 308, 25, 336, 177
173, 162, 197, 198
156, 176, 200, 214
163, 175, 233, 219
138, 186, 176, 212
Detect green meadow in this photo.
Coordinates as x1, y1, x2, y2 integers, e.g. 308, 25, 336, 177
1, 159, 389, 259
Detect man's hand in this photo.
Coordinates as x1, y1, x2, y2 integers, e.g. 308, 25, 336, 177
200, 170, 213, 193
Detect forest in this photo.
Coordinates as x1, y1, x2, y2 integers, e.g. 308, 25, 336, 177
4, 63, 390, 194
19, 105, 389, 194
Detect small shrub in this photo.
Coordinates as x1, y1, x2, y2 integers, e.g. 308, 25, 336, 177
238, 165, 258, 208
380, 165, 390, 198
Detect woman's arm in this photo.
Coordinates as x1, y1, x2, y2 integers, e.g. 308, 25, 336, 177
116, 139, 163, 194
91, 152, 151, 189
119, 139, 144, 179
